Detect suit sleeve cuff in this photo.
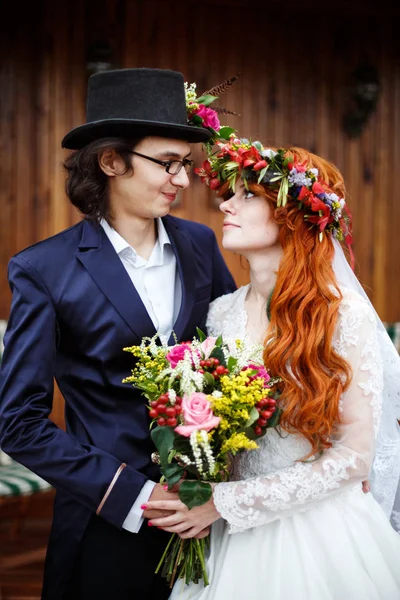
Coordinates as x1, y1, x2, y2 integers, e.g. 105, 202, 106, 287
122, 480, 156, 533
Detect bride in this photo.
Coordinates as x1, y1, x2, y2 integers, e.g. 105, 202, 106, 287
144, 138, 400, 599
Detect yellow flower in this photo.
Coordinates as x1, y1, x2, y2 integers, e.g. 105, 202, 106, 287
218, 418, 230, 431
221, 432, 258, 455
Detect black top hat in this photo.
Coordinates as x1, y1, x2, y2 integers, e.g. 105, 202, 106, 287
61, 68, 212, 149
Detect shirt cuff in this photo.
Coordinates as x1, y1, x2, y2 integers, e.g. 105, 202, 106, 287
122, 480, 156, 533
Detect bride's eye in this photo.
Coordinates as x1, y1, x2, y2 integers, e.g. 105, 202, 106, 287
244, 190, 255, 199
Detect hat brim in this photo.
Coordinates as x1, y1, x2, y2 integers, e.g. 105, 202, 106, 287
61, 119, 212, 149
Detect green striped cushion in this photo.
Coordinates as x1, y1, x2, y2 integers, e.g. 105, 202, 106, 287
0, 461, 52, 497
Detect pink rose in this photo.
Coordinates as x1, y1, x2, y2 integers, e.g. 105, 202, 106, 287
166, 343, 192, 368
174, 392, 220, 437
201, 336, 217, 358
195, 105, 221, 131
242, 364, 271, 386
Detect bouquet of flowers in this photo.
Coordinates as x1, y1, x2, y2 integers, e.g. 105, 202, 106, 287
123, 330, 282, 588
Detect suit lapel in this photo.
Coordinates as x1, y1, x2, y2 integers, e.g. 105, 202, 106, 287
163, 217, 196, 342
76, 220, 156, 341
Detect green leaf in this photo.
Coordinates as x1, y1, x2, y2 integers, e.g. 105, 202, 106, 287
218, 126, 235, 140
209, 346, 227, 367
245, 369, 258, 377
245, 406, 260, 428
179, 480, 213, 509
283, 156, 293, 168
215, 334, 223, 347
162, 462, 184, 487
196, 328, 207, 343
172, 437, 192, 456
168, 449, 177, 463
151, 426, 176, 466
257, 166, 268, 183
242, 426, 260, 441
266, 407, 283, 429
223, 161, 241, 172
277, 177, 289, 207
227, 356, 238, 371
195, 94, 218, 106
203, 371, 216, 391
190, 114, 204, 125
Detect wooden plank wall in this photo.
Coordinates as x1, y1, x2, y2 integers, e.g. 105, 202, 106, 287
1, 0, 400, 425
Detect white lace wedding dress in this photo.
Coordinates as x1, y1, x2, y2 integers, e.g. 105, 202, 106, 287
169, 285, 400, 600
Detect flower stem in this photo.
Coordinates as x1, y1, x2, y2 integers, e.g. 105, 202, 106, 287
195, 538, 209, 587
169, 538, 184, 589
155, 533, 177, 574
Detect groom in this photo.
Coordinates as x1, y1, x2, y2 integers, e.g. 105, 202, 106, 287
0, 68, 236, 600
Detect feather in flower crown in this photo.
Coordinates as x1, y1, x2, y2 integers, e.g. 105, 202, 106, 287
195, 136, 353, 249
184, 75, 239, 146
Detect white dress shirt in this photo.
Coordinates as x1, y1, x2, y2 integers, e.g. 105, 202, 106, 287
101, 218, 182, 532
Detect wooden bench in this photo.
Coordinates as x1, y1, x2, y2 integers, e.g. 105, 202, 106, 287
0, 458, 53, 574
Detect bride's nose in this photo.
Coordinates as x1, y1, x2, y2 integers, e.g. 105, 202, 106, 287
219, 197, 235, 215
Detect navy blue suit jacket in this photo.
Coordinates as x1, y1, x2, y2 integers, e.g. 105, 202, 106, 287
0, 215, 236, 594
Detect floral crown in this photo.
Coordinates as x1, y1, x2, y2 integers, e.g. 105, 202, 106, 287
195, 136, 353, 248
184, 75, 239, 146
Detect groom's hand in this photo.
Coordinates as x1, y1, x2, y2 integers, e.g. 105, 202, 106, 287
142, 483, 179, 520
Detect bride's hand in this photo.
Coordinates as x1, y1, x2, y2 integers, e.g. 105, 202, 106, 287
194, 527, 211, 539
362, 479, 370, 493
142, 495, 221, 539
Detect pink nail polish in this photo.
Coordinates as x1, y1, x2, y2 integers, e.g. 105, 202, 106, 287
163, 485, 168, 491
140, 504, 147, 510
148, 521, 153, 527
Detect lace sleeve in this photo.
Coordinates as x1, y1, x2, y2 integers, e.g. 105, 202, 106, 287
205, 296, 226, 337
206, 286, 248, 339
213, 297, 383, 533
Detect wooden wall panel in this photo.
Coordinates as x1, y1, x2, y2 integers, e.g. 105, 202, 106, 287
0, 33, 14, 319
391, 57, 400, 288
0, 0, 399, 334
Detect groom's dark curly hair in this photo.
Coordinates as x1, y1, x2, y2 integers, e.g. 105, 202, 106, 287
63, 137, 141, 223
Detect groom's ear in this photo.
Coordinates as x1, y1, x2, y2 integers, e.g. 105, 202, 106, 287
98, 148, 126, 177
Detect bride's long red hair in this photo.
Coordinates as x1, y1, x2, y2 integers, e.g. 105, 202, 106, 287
225, 147, 353, 456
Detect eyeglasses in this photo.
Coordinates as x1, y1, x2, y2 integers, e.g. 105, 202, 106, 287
129, 150, 194, 175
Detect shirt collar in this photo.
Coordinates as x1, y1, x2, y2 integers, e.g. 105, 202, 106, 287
157, 218, 171, 251
100, 218, 130, 255
100, 217, 171, 265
